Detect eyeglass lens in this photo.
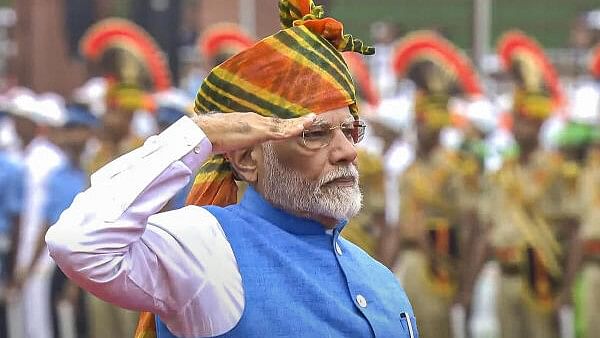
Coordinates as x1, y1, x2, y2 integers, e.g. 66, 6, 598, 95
302, 121, 366, 149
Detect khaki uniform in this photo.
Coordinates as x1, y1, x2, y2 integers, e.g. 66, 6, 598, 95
342, 149, 385, 256
392, 148, 463, 338
577, 150, 600, 338
488, 151, 567, 338
453, 152, 487, 283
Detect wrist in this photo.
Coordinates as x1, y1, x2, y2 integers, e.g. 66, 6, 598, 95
191, 112, 220, 144
191, 114, 208, 130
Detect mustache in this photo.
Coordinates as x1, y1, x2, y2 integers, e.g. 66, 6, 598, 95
319, 165, 359, 186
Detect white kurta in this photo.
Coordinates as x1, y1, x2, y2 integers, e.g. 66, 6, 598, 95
46, 117, 244, 337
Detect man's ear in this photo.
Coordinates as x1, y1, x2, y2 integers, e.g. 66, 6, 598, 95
226, 146, 260, 184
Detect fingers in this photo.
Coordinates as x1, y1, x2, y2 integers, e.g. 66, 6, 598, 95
266, 114, 316, 139
196, 111, 319, 153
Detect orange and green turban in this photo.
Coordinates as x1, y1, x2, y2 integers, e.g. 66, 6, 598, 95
135, 1, 373, 337
185, 0, 373, 208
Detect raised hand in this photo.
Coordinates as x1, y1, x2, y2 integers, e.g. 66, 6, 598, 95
192, 112, 316, 153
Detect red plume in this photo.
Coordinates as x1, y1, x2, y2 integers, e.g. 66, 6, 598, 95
80, 18, 172, 91
589, 43, 600, 79
497, 30, 565, 110
198, 23, 255, 60
392, 31, 482, 96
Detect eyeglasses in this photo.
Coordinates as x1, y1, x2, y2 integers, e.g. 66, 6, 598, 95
301, 120, 366, 150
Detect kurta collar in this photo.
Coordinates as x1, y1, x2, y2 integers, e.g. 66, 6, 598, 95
239, 186, 347, 236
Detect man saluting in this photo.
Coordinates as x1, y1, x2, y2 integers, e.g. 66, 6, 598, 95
46, 1, 417, 337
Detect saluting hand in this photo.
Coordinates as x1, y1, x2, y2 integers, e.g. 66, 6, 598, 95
192, 112, 316, 153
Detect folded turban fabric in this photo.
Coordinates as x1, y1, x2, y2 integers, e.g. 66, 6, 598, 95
134, 1, 374, 337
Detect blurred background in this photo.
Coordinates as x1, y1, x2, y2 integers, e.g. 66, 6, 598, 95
0, 0, 599, 94
0, 1, 600, 338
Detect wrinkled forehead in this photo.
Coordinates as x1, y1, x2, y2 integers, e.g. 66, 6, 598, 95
312, 106, 354, 126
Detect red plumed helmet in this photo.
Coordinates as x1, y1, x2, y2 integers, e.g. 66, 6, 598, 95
197, 23, 255, 62
391, 31, 482, 96
497, 30, 565, 111
80, 18, 172, 91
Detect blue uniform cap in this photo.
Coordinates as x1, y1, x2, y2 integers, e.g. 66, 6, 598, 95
64, 104, 99, 128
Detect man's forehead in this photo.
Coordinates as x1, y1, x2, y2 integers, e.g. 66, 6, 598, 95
313, 107, 353, 125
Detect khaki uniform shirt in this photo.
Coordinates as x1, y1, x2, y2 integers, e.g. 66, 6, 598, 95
579, 154, 600, 241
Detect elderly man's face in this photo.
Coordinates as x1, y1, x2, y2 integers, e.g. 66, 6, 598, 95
256, 107, 362, 226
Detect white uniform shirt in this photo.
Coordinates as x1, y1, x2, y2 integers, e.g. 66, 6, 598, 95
18, 137, 65, 272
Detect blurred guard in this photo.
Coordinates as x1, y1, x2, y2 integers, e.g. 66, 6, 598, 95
575, 126, 600, 338
79, 18, 172, 174
7, 90, 67, 338
486, 31, 569, 338
383, 31, 484, 338
449, 96, 497, 325
0, 107, 24, 338
561, 45, 600, 338
19, 104, 99, 338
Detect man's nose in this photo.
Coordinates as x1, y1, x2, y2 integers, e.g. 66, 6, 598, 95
328, 129, 357, 165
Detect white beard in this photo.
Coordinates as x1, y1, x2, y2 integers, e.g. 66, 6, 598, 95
260, 142, 362, 221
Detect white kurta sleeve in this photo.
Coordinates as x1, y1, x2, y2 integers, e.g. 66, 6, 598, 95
45, 116, 244, 337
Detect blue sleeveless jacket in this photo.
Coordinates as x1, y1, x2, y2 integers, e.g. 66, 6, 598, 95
156, 187, 418, 337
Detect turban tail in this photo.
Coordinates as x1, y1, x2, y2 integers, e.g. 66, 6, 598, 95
135, 1, 373, 337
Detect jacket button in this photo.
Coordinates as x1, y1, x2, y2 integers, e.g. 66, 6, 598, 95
356, 294, 367, 308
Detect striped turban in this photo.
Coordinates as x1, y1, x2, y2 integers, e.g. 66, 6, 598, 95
135, 1, 373, 337
185, 0, 374, 207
